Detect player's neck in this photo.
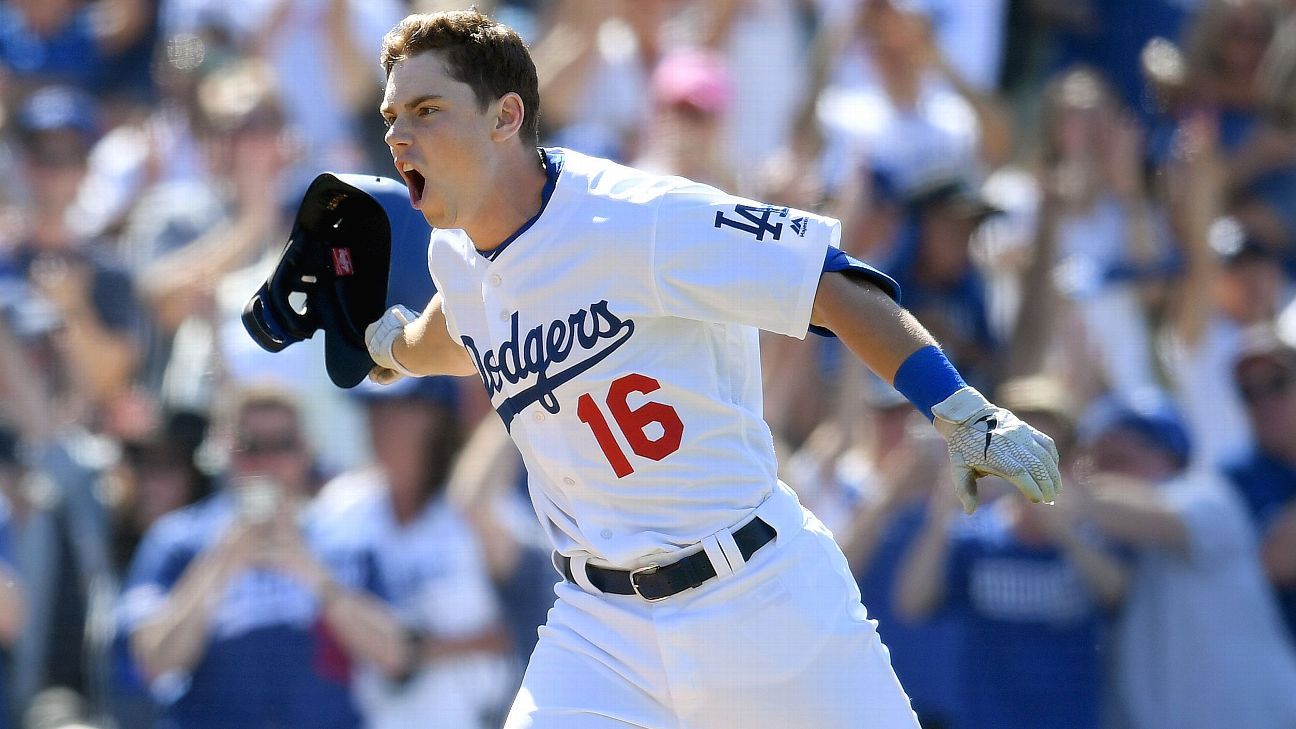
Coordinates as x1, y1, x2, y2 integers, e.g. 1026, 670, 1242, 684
463, 145, 549, 253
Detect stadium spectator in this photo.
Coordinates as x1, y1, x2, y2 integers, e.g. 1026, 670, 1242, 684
0, 281, 115, 719
691, 0, 805, 186
158, 0, 405, 183
117, 386, 410, 729
816, 0, 1012, 197
443, 415, 560, 669
5, 1, 1296, 725
882, 176, 1002, 391
787, 376, 961, 728
992, 68, 1170, 406
632, 49, 738, 191
0, 0, 152, 101
895, 377, 1127, 729
531, 0, 683, 160
1225, 325, 1296, 644
118, 58, 368, 474
0, 427, 27, 729
1072, 403, 1296, 729
317, 377, 514, 729
1163, 107, 1287, 469
9, 86, 142, 414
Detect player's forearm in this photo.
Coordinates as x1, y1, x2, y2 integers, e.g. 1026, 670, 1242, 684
810, 272, 937, 383
393, 294, 478, 377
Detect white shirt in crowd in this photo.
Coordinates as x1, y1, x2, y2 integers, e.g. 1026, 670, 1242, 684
1113, 468, 1296, 729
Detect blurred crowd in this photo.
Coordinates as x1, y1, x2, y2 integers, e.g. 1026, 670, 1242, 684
1, 0, 1296, 728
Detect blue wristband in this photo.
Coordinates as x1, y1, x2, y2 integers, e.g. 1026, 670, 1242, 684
893, 345, 967, 421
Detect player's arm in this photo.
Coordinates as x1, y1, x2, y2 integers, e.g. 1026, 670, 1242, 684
811, 270, 1061, 513
365, 291, 478, 383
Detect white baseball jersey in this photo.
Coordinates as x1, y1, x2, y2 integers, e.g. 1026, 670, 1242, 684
428, 148, 843, 566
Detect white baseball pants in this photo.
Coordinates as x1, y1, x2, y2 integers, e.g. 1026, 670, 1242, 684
503, 487, 920, 729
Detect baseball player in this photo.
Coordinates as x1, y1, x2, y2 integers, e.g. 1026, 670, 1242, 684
365, 11, 1061, 729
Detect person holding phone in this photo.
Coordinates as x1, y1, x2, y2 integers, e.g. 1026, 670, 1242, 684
117, 385, 413, 729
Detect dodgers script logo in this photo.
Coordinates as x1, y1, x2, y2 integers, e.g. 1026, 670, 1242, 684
461, 300, 635, 428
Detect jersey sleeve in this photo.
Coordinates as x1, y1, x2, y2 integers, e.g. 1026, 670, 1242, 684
647, 182, 838, 338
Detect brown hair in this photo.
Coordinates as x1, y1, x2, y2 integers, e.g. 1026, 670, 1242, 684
380, 10, 540, 143
213, 383, 304, 444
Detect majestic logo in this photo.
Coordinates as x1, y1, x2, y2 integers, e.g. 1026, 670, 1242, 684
790, 216, 809, 237
461, 300, 635, 429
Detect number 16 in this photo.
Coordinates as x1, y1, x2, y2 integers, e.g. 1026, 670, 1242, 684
576, 373, 684, 478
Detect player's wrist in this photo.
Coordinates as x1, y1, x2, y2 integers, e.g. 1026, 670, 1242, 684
893, 346, 970, 422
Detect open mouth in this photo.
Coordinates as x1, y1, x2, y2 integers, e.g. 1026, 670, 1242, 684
397, 163, 426, 209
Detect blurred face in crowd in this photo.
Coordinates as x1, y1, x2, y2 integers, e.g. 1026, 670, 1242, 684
1237, 355, 1296, 459
917, 205, 978, 285
1050, 91, 1110, 165
859, 0, 926, 71
1215, 3, 1272, 78
229, 403, 311, 497
1215, 254, 1283, 324
365, 399, 448, 498
130, 457, 200, 529
383, 51, 505, 231
22, 129, 89, 219
12, 0, 74, 35
1088, 427, 1180, 483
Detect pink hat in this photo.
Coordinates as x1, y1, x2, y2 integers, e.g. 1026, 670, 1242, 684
651, 49, 733, 115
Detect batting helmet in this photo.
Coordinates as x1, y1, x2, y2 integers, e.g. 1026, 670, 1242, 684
242, 172, 434, 388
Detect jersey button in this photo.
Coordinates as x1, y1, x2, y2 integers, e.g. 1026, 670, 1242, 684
489, 274, 502, 286
533, 411, 545, 422
499, 310, 509, 321
600, 529, 614, 540
562, 477, 575, 485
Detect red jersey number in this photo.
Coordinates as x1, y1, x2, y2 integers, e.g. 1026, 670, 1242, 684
576, 373, 685, 478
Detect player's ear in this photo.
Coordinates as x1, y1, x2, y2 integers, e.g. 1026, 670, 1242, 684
491, 92, 525, 142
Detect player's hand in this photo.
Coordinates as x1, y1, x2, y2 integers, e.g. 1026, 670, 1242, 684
365, 304, 418, 384
931, 387, 1062, 515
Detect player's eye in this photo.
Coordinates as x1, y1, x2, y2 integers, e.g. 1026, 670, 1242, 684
416, 105, 437, 118
380, 114, 395, 128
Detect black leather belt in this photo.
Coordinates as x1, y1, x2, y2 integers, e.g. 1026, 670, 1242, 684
559, 517, 777, 601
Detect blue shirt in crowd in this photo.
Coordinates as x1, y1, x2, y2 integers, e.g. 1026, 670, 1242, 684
944, 508, 1115, 729
1226, 452, 1296, 642
0, 5, 104, 91
855, 502, 965, 726
118, 492, 382, 729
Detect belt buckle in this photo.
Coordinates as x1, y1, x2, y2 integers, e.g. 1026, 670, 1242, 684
629, 562, 667, 602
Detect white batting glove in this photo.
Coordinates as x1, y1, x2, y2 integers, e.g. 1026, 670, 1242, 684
364, 305, 419, 383
931, 387, 1062, 514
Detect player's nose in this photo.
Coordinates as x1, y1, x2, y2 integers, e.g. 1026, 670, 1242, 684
384, 119, 412, 148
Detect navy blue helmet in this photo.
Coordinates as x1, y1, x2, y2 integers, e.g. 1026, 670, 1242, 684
242, 173, 434, 388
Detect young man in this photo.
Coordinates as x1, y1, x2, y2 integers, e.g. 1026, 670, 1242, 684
365, 11, 1060, 728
